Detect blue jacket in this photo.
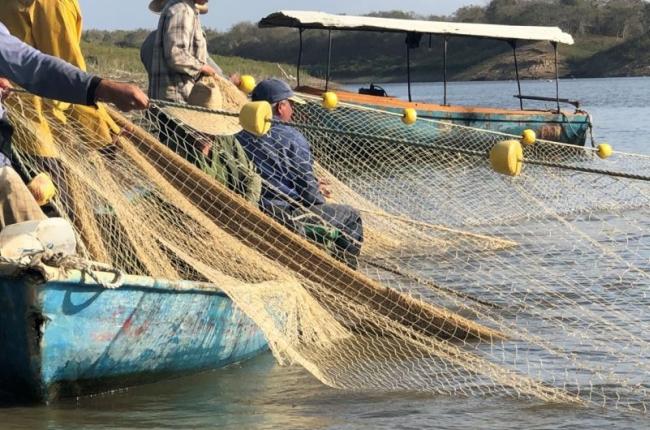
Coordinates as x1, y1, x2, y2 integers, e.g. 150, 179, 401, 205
0, 21, 100, 117
236, 123, 325, 211
0, 21, 101, 165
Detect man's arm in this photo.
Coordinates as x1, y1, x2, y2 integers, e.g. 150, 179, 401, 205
287, 129, 326, 207
0, 23, 148, 111
0, 22, 98, 105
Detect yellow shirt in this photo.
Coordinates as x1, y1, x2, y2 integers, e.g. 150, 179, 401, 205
0, 0, 120, 157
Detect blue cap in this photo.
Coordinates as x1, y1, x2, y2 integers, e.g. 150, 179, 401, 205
251, 79, 305, 104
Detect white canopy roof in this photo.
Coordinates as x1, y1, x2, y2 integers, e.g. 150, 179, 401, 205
259, 11, 574, 45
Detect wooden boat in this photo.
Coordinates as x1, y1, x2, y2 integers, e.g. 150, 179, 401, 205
259, 11, 592, 145
0, 267, 268, 403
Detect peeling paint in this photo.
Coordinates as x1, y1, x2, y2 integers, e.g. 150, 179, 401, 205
0, 273, 268, 402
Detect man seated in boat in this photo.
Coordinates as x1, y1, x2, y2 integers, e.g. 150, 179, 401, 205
236, 79, 364, 269
0, 21, 148, 230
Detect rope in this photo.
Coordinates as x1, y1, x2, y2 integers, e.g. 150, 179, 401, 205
0, 251, 124, 289
361, 256, 502, 309
525, 158, 650, 182
358, 208, 517, 248
150, 99, 650, 182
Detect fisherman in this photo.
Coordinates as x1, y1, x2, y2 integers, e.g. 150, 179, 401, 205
142, 0, 259, 203
0, 0, 143, 220
0, 22, 148, 230
146, 0, 222, 102
152, 77, 262, 204
0, 0, 126, 154
236, 79, 364, 268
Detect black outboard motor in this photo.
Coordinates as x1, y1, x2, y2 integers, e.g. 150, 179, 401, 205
358, 84, 388, 97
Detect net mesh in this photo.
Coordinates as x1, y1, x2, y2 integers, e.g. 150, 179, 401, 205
5, 86, 650, 412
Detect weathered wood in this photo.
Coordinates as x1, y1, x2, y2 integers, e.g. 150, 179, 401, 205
109, 108, 505, 342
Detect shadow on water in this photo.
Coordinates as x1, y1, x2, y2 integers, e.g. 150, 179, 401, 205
0, 352, 648, 429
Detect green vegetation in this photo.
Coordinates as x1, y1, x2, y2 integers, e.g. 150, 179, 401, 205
83, 0, 650, 82
81, 40, 317, 88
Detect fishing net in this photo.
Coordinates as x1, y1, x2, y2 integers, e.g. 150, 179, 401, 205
5, 86, 650, 412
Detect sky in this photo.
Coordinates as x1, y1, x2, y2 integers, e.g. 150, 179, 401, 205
78, 0, 486, 31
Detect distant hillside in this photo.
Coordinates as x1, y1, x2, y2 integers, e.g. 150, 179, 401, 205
452, 35, 622, 81
84, 0, 650, 83
571, 31, 650, 77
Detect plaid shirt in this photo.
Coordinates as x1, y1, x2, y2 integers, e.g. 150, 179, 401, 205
149, 0, 208, 102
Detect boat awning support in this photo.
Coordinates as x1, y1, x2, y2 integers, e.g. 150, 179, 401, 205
297, 28, 304, 86
325, 30, 332, 91
406, 41, 412, 102
405, 32, 421, 103
443, 36, 448, 106
510, 40, 523, 110
553, 42, 560, 113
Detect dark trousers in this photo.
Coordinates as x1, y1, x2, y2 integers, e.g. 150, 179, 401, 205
266, 203, 364, 269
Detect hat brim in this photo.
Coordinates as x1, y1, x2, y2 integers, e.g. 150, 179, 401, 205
148, 0, 165, 13
163, 106, 243, 136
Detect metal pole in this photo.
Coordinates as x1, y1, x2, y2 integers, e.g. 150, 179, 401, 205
553, 42, 560, 113
511, 40, 523, 110
407, 41, 412, 102
297, 28, 304, 87
443, 37, 448, 106
325, 30, 332, 91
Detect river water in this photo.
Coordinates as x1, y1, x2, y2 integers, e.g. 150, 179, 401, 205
2, 77, 650, 429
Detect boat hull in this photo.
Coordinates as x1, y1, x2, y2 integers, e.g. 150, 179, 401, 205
0, 270, 268, 402
297, 86, 591, 146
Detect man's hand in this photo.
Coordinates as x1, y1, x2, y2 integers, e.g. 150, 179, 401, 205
199, 64, 218, 77
95, 79, 149, 112
197, 136, 213, 157
318, 177, 332, 199
229, 73, 241, 87
0, 78, 13, 101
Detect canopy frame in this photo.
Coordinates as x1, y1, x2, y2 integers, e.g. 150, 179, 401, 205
259, 11, 575, 44
261, 11, 576, 110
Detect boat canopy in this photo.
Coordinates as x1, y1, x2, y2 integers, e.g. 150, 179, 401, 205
259, 11, 575, 45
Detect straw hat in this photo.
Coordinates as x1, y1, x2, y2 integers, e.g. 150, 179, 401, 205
149, 0, 209, 14
165, 77, 243, 136
148, 0, 167, 13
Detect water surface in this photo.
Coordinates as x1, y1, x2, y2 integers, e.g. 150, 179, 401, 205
2, 77, 650, 429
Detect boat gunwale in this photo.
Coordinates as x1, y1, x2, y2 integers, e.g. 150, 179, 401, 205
296, 86, 589, 118
1, 267, 227, 297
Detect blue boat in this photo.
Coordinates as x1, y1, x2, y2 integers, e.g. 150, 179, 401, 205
0, 268, 268, 403
260, 11, 592, 146
296, 86, 591, 145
